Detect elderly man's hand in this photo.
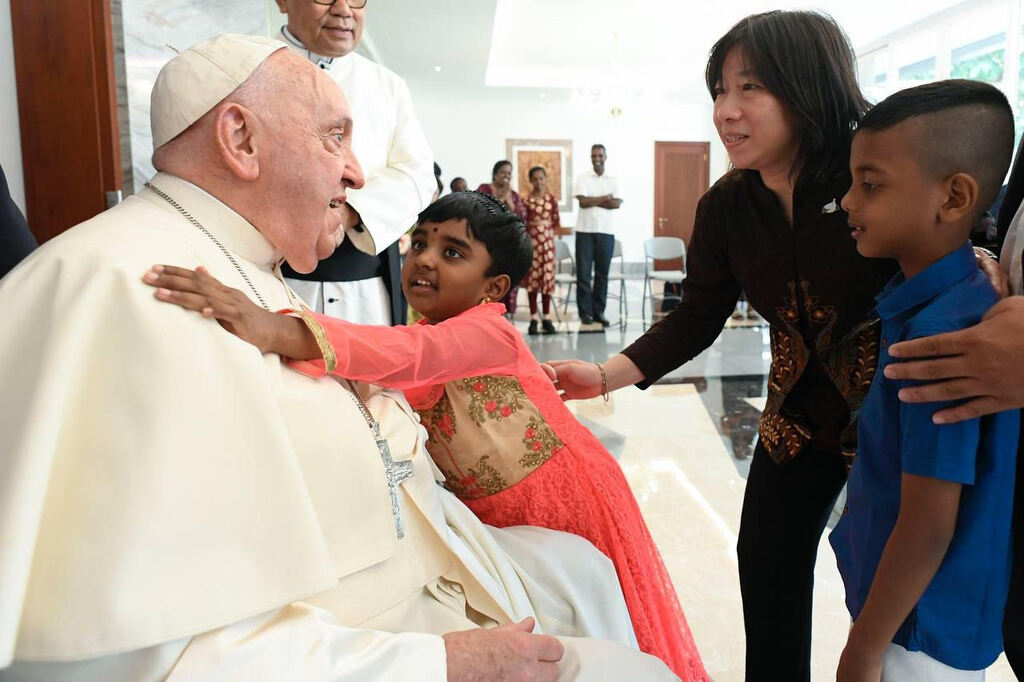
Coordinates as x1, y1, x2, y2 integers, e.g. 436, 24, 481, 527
884, 296, 1024, 423
443, 617, 563, 682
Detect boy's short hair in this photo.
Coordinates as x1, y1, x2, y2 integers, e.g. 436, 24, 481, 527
417, 191, 533, 285
859, 79, 1014, 216
449, 176, 466, 191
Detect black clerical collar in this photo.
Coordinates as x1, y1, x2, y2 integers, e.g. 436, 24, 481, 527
280, 25, 336, 71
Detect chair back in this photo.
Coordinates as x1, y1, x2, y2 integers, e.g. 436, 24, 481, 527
554, 239, 574, 274
643, 237, 686, 274
610, 239, 625, 276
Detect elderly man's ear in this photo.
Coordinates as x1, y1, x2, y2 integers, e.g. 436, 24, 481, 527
213, 103, 261, 181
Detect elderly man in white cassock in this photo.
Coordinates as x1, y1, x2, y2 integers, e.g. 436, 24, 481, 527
277, 0, 435, 326
0, 35, 677, 682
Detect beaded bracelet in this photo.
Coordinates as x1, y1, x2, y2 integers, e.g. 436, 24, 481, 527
596, 362, 609, 403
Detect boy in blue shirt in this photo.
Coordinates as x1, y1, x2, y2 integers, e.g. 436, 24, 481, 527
831, 79, 1020, 681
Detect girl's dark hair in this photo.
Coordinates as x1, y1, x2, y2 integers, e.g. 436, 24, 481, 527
417, 191, 533, 285
528, 166, 546, 179
706, 10, 869, 184
491, 160, 512, 178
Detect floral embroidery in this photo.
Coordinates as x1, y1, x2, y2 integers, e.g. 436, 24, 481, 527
456, 375, 526, 425
759, 411, 813, 464
442, 455, 508, 499
520, 416, 563, 468
762, 278, 870, 465
415, 375, 565, 499
765, 276, 884, 462
417, 393, 457, 441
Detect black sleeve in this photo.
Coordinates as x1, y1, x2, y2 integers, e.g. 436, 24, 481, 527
621, 193, 741, 387
0, 164, 36, 280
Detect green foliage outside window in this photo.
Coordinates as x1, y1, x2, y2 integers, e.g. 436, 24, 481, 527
951, 49, 1004, 82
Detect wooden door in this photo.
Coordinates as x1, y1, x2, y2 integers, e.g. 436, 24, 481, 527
11, 0, 122, 244
653, 141, 709, 269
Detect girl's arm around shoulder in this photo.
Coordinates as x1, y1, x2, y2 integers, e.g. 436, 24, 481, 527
289, 304, 521, 391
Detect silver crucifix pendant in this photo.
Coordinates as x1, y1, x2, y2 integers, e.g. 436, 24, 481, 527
374, 422, 415, 539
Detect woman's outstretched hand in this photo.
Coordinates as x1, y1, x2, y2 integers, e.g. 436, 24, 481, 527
546, 360, 604, 401
143, 264, 286, 354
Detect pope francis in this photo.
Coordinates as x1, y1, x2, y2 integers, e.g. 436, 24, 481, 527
0, 34, 677, 682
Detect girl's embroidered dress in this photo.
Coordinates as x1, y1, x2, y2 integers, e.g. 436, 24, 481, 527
290, 303, 708, 681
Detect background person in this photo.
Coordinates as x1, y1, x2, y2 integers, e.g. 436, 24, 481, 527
477, 159, 527, 317
573, 144, 621, 328
276, 0, 436, 326
523, 166, 560, 335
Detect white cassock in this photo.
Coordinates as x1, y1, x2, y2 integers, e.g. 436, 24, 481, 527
279, 27, 436, 325
0, 173, 677, 681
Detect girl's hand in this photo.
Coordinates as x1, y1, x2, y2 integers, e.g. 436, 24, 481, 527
546, 360, 603, 401
143, 265, 285, 354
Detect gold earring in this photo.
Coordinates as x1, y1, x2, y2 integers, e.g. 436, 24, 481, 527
480, 296, 492, 305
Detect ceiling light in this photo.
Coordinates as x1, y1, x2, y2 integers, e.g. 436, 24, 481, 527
433, 65, 442, 72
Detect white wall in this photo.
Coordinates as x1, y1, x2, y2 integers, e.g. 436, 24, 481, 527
411, 85, 729, 263
0, 0, 24, 213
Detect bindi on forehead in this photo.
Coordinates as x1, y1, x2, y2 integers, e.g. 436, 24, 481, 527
432, 227, 439, 232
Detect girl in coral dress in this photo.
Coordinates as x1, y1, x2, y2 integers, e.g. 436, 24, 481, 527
145, 191, 708, 681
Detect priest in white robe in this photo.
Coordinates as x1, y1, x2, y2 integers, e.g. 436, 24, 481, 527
0, 34, 677, 682
276, 0, 436, 326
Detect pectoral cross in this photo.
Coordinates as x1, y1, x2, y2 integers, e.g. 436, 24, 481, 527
373, 420, 415, 539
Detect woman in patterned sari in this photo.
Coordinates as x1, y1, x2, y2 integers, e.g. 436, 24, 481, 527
478, 160, 527, 317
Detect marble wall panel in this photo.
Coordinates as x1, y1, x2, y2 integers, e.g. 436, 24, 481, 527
120, 0, 274, 192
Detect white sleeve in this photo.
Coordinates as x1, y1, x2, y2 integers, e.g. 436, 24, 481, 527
166, 603, 448, 682
573, 174, 586, 197
345, 77, 436, 257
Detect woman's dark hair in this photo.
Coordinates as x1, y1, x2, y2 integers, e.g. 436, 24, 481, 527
528, 166, 546, 180
417, 191, 533, 285
705, 10, 869, 184
433, 161, 443, 194
491, 160, 513, 179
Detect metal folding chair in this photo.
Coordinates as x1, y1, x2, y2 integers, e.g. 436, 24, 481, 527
606, 239, 628, 328
552, 239, 575, 322
642, 237, 686, 326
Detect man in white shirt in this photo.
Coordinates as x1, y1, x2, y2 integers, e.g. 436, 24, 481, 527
573, 144, 622, 327
276, 0, 436, 325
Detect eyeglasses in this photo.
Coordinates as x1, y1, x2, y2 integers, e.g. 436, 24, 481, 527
313, 0, 367, 7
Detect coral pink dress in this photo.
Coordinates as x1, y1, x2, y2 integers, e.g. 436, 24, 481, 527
290, 303, 708, 680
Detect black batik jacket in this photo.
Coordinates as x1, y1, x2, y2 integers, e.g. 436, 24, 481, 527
623, 168, 896, 465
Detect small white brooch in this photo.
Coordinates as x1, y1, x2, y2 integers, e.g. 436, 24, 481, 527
821, 198, 838, 214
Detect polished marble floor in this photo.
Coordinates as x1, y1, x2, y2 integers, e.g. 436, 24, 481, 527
516, 280, 1014, 681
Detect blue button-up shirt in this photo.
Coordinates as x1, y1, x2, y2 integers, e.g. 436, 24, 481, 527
830, 241, 1019, 670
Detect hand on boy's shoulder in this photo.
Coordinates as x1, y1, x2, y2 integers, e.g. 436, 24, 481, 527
885, 296, 1024, 423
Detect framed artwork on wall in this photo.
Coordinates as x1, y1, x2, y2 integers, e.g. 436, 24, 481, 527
504, 138, 574, 212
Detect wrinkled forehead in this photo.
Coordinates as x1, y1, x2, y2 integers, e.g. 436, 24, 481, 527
274, 52, 352, 126
313, 65, 353, 124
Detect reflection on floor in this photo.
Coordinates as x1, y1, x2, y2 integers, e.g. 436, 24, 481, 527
518, 283, 1014, 680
